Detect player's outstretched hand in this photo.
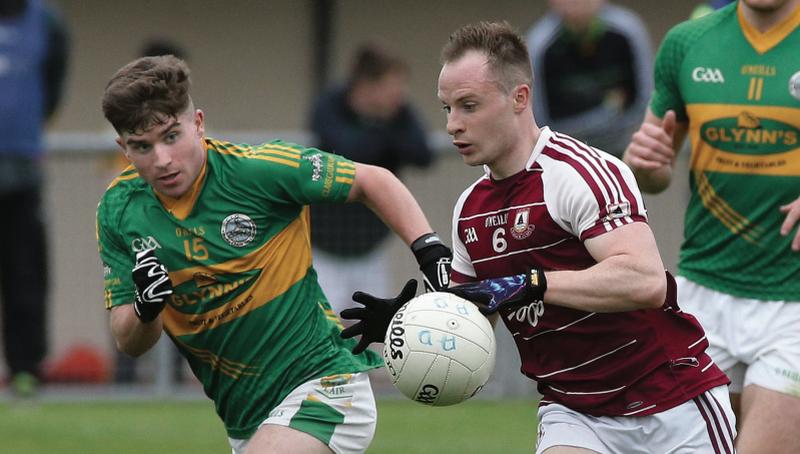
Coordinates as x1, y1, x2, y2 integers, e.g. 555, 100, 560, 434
445, 268, 547, 315
340, 279, 418, 354
131, 248, 173, 323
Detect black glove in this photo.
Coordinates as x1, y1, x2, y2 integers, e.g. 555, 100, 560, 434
131, 248, 173, 323
340, 279, 417, 354
410, 233, 452, 292
445, 268, 547, 315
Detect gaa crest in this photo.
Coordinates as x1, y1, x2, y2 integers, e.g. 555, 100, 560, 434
221, 213, 256, 247
510, 208, 534, 240
790, 71, 800, 102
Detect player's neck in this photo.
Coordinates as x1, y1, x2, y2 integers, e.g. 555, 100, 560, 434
489, 124, 540, 180
740, 0, 800, 33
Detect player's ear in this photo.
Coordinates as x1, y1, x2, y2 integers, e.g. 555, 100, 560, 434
512, 84, 530, 113
513, 84, 530, 113
115, 137, 130, 158
194, 109, 205, 137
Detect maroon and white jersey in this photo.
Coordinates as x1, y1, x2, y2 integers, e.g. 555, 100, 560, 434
450, 128, 728, 417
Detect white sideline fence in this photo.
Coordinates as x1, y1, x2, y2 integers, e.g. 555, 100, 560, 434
0, 129, 545, 400
2, 130, 688, 400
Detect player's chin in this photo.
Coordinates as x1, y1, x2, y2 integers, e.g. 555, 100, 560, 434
154, 181, 187, 198
460, 152, 484, 167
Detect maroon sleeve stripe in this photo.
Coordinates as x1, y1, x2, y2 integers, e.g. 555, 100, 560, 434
549, 135, 618, 214
558, 133, 624, 197
605, 159, 642, 217
554, 132, 643, 217
449, 268, 476, 284
552, 133, 621, 205
540, 145, 609, 218
552, 132, 643, 218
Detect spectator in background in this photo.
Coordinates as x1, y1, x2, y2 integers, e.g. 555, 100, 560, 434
623, 0, 800, 451
309, 45, 436, 315
0, 0, 68, 397
526, 0, 652, 157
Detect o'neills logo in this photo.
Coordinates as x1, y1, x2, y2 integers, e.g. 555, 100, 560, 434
221, 213, 256, 247
701, 112, 798, 154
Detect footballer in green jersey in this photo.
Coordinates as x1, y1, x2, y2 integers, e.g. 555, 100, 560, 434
624, 1, 800, 451
98, 137, 381, 439
626, 1, 800, 300
97, 55, 451, 452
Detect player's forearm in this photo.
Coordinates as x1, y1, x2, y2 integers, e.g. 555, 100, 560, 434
630, 165, 673, 194
110, 304, 162, 357
544, 255, 667, 313
350, 163, 433, 245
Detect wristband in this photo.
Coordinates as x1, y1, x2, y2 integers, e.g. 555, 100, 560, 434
528, 267, 547, 300
410, 232, 445, 255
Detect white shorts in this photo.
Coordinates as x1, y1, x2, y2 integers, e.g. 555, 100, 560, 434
677, 276, 800, 394
536, 385, 736, 453
229, 372, 376, 454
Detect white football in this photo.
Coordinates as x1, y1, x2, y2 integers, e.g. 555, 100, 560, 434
382, 291, 496, 406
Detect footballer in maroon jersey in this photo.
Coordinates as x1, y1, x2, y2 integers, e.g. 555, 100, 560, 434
435, 22, 734, 453
343, 20, 737, 453
450, 127, 728, 417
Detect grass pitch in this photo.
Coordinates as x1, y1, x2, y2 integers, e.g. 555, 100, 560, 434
371, 399, 538, 453
0, 398, 538, 453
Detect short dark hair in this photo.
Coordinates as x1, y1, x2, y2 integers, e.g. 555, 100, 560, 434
102, 55, 192, 134
348, 44, 408, 87
441, 21, 533, 93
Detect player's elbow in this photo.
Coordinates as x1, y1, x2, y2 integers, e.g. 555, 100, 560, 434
115, 339, 148, 358
349, 163, 397, 204
631, 168, 672, 194
631, 271, 667, 309
637, 179, 670, 195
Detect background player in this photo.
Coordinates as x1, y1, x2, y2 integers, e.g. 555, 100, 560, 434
309, 44, 436, 316
526, 0, 653, 157
343, 21, 736, 453
97, 55, 450, 453
623, 1, 800, 452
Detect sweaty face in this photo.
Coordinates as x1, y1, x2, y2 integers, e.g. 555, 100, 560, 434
118, 108, 206, 199
437, 51, 518, 171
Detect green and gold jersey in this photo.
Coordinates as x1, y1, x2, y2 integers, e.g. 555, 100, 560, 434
651, 2, 800, 301
97, 138, 382, 439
